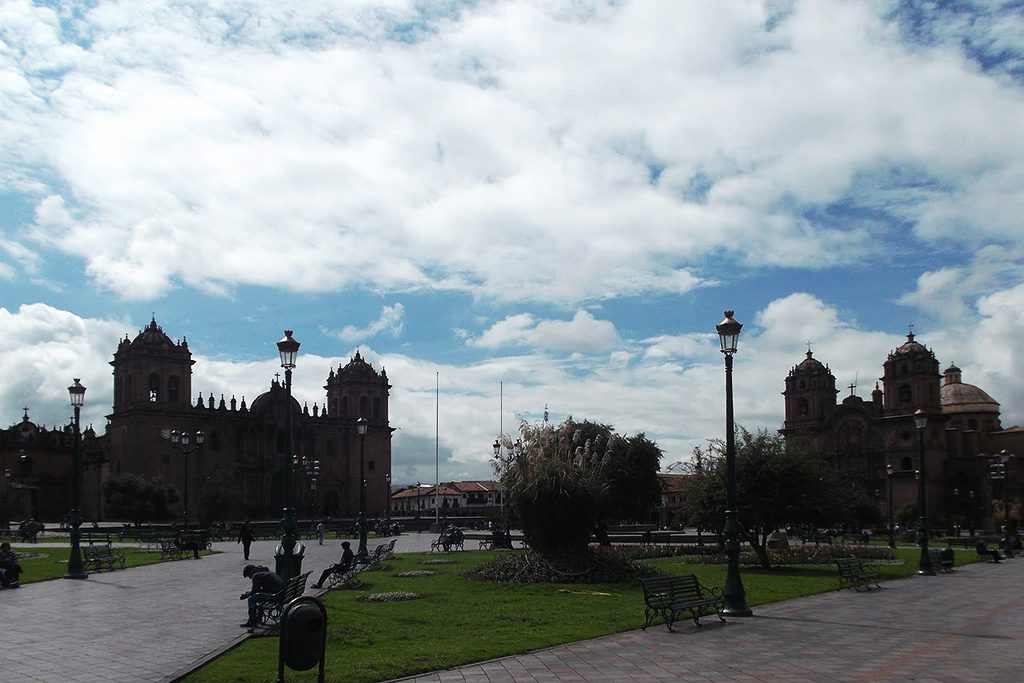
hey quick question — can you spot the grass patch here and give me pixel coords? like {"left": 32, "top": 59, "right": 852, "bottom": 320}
{"left": 13, "top": 545, "right": 213, "bottom": 583}
{"left": 186, "top": 547, "right": 959, "bottom": 683}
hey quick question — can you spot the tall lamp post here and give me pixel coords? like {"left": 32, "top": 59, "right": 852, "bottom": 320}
{"left": 275, "top": 330, "right": 303, "bottom": 581}
{"left": 716, "top": 310, "right": 751, "bottom": 616}
{"left": 65, "top": 379, "right": 87, "bottom": 580}
{"left": 356, "top": 417, "right": 369, "bottom": 558}
{"left": 160, "top": 428, "right": 204, "bottom": 530}
{"left": 969, "top": 489, "right": 976, "bottom": 537}
{"left": 385, "top": 473, "right": 392, "bottom": 524}
{"left": 994, "top": 450, "right": 1013, "bottom": 558}
{"left": 914, "top": 408, "right": 934, "bottom": 575}
{"left": 886, "top": 463, "right": 896, "bottom": 549}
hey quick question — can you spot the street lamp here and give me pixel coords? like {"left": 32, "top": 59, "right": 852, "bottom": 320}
{"left": 969, "top": 489, "right": 976, "bottom": 537}
{"left": 914, "top": 408, "right": 933, "bottom": 575}
{"left": 65, "top": 378, "right": 87, "bottom": 580}
{"left": 385, "top": 472, "right": 392, "bottom": 524}
{"left": 886, "top": 463, "right": 896, "bottom": 549}
{"left": 716, "top": 310, "right": 751, "bottom": 616}
{"left": 275, "top": 330, "right": 303, "bottom": 581}
{"left": 356, "top": 417, "right": 369, "bottom": 558}
{"left": 160, "top": 428, "right": 204, "bottom": 530}
{"left": 994, "top": 449, "right": 1013, "bottom": 558}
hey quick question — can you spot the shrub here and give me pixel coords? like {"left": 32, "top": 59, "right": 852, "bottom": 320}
{"left": 462, "top": 547, "right": 660, "bottom": 584}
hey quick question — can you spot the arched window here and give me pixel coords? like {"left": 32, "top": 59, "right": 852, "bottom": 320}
{"left": 330, "top": 398, "right": 338, "bottom": 417}
{"left": 207, "top": 431, "right": 220, "bottom": 450}
{"left": 373, "top": 397, "right": 381, "bottom": 420}
{"left": 898, "top": 384, "right": 912, "bottom": 404}
{"left": 359, "top": 395, "right": 368, "bottom": 417}
{"left": 798, "top": 398, "right": 809, "bottom": 416}
{"left": 968, "top": 419, "right": 978, "bottom": 431}
{"left": 341, "top": 396, "right": 348, "bottom": 418}
{"left": 168, "top": 376, "right": 180, "bottom": 403}
{"left": 900, "top": 456, "right": 913, "bottom": 471}
{"left": 326, "top": 440, "right": 335, "bottom": 458}
{"left": 148, "top": 373, "right": 160, "bottom": 402}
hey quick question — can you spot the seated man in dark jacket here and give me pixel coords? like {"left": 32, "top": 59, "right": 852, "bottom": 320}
{"left": 312, "top": 541, "right": 355, "bottom": 588}
{"left": 239, "top": 564, "right": 284, "bottom": 627}
{"left": 0, "top": 542, "right": 22, "bottom": 588}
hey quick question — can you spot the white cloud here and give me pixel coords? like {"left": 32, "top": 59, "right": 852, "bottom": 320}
{"left": 469, "top": 310, "right": 621, "bottom": 353}
{"left": 0, "top": 1, "right": 1020, "bottom": 305}
{"left": 333, "top": 303, "right": 405, "bottom": 343}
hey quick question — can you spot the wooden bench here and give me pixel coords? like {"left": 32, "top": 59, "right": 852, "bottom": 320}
{"left": 928, "top": 548, "right": 954, "bottom": 573}
{"left": 326, "top": 562, "right": 366, "bottom": 590}
{"left": 159, "top": 539, "right": 190, "bottom": 560}
{"left": 835, "top": 557, "right": 881, "bottom": 591}
{"left": 638, "top": 574, "right": 725, "bottom": 632}
{"left": 253, "top": 572, "right": 310, "bottom": 628}
{"left": 82, "top": 544, "right": 126, "bottom": 572}
{"left": 975, "top": 541, "right": 1002, "bottom": 562}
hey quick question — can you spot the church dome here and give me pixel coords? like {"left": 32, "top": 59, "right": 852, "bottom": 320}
{"left": 892, "top": 332, "right": 929, "bottom": 357}
{"left": 795, "top": 350, "right": 826, "bottom": 372}
{"left": 129, "top": 317, "right": 176, "bottom": 349}
{"left": 941, "top": 376, "right": 999, "bottom": 414}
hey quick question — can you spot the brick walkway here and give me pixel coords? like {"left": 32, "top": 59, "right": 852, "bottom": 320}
{"left": 2, "top": 538, "right": 1021, "bottom": 682}
{"left": 398, "top": 558, "right": 1024, "bottom": 682}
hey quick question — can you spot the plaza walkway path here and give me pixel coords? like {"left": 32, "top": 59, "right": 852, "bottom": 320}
{"left": 2, "top": 537, "right": 1022, "bottom": 682}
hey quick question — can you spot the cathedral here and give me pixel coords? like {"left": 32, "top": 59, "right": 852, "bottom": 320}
{"left": 781, "top": 331, "right": 1022, "bottom": 526}
{"left": 104, "top": 318, "right": 393, "bottom": 520}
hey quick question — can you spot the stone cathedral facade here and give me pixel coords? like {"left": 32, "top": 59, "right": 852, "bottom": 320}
{"left": 105, "top": 318, "right": 393, "bottom": 519}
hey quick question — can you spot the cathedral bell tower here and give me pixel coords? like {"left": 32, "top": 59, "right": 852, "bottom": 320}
{"left": 783, "top": 350, "right": 838, "bottom": 430}
{"left": 880, "top": 331, "right": 941, "bottom": 415}
{"left": 110, "top": 317, "right": 194, "bottom": 414}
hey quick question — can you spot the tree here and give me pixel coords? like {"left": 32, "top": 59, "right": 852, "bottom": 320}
{"left": 103, "top": 474, "right": 180, "bottom": 526}
{"left": 681, "top": 427, "right": 844, "bottom": 568}
{"left": 192, "top": 468, "right": 242, "bottom": 527}
{"left": 495, "top": 417, "right": 606, "bottom": 557}
{"left": 598, "top": 432, "right": 663, "bottom": 522}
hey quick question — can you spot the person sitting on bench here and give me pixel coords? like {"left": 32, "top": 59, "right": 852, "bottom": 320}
{"left": 975, "top": 539, "right": 1002, "bottom": 563}
{"left": 0, "top": 542, "right": 22, "bottom": 588}
{"left": 239, "top": 564, "right": 283, "bottom": 628}
{"left": 311, "top": 540, "right": 355, "bottom": 588}
{"left": 174, "top": 534, "right": 202, "bottom": 559}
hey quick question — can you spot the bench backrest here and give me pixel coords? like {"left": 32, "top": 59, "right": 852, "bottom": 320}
{"left": 83, "top": 545, "right": 112, "bottom": 558}
{"left": 278, "top": 572, "right": 310, "bottom": 605}
{"left": 638, "top": 574, "right": 703, "bottom": 608}
{"left": 835, "top": 557, "right": 863, "bottom": 576}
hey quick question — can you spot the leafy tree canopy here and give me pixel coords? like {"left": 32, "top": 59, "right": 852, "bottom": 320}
{"left": 681, "top": 427, "right": 846, "bottom": 567}
{"left": 103, "top": 473, "right": 179, "bottom": 526}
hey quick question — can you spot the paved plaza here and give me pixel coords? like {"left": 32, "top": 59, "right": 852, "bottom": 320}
{"left": 2, "top": 536, "right": 1022, "bottom": 682}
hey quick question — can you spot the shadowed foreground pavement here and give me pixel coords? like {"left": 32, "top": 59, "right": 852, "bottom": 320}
{"left": 2, "top": 537, "right": 1021, "bottom": 682}
{"left": 397, "top": 557, "right": 1024, "bottom": 683}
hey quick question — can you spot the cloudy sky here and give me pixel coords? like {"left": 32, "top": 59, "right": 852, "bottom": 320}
{"left": 2, "top": 0, "right": 1022, "bottom": 485}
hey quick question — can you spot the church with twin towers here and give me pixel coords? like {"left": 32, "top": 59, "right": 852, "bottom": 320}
{"left": 781, "top": 328, "right": 1021, "bottom": 524}
{"left": 105, "top": 317, "right": 394, "bottom": 519}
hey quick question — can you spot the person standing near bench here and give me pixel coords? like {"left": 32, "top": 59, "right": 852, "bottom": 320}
{"left": 316, "top": 520, "right": 326, "bottom": 546}
{"left": 311, "top": 541, "right": 354, "bottom": 588}
{"left": 240, "top": 564, "right": 284, "bottom": 628}
{"left": 237, "top": 521, "right": 254, "bottom": 560}
{"left": 0, "top": 542, "right": 22, "bottom": 588}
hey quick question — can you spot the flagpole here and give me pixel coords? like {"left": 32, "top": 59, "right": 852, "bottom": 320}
{"left": 435, "top": 371, "right": 440, "bottom": 525}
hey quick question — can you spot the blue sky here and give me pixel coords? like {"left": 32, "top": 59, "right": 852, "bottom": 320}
{"left": 1, "top": 0, "right": 1023, "bottom": 484}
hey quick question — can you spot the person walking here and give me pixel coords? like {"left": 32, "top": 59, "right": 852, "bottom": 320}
{"left": 316, "top": 520, "right": 326, "bottom": 546}
{"left": 237, "top": 520, "right": 254, "bottom": 560}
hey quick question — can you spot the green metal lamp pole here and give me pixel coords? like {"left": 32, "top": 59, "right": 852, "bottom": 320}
{"left": 275, "top": 330, "right": 303, "bottom": 581}
{"left": 161, "top": 429, "right": 204, "bottom": 530}
{"left": 886, "top": 463, "right": 896, "bottom": 549}
{"left": 914, "top": 408, "right": 934, "bottom": 575}
{"left": 357, "top": 417, "right": 369, "bottom": 558}
{"left": 65, "top": 379, "right": 87, "bottom": 580}
{"left": 716, "top": 311, "right": 751, "bottom": 616}
{"left": 998, "top": 450, "right": 1013, "bottom": 559}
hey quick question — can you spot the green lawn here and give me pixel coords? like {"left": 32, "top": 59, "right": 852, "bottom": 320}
{"left": 187, "top": 548, "right": 942, "bottom": 683}
{"left": 14, "top": 545, "right": 213, "bottom": 582}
